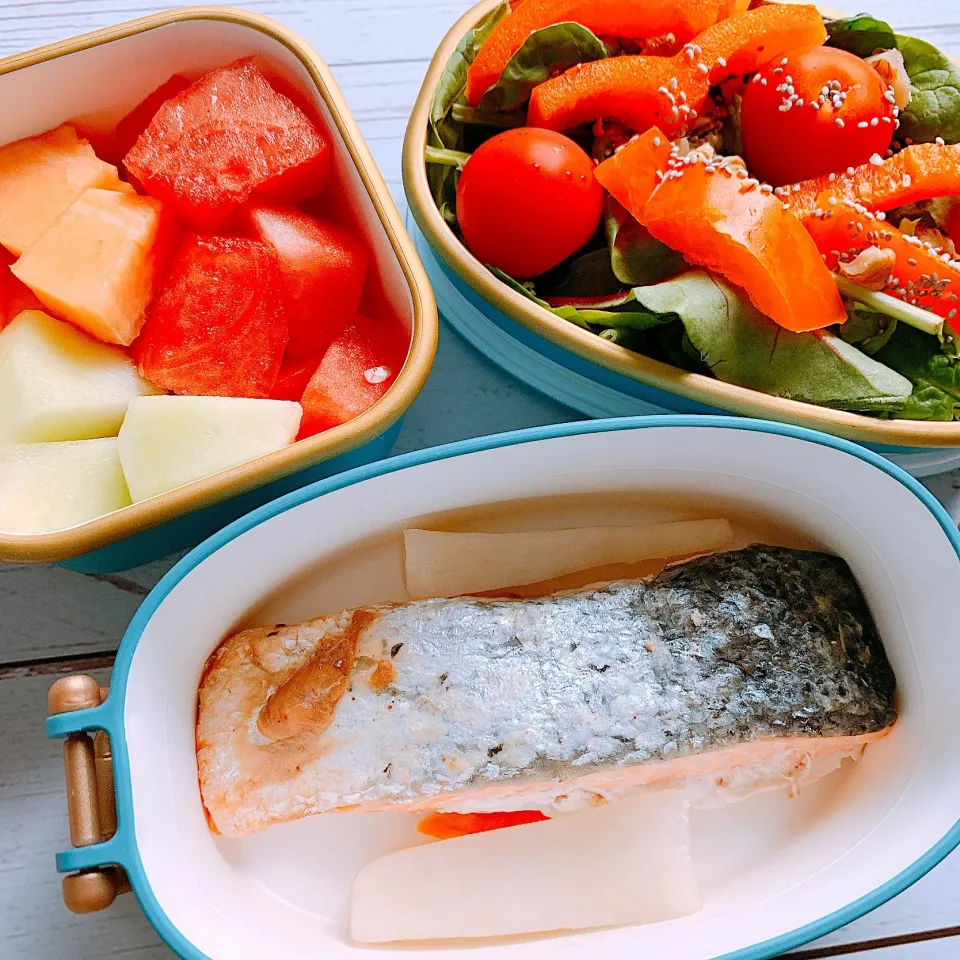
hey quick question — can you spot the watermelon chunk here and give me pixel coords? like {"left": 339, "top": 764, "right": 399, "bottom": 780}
{"left": 114, "top": 75, "right": 193, "bottom": 169}
{"left": 270, "top": 357, "right": 321, "bottom": 401}
{"left": 1, "top": 248, "right": 43, "bottom": 329}
{"left": 124, "top": 59, "right": 331, "bottom": 229}
{"left": 137, "top": 235, "right": 288, "bottom": 398}
{"left": 299, "top": 314, "right": 408, "bottom": 438}
{"left": 246, "top": 205, "right": 369, "bottom": 360}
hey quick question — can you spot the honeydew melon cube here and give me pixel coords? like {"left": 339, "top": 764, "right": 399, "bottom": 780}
{"left": 117, "top": 395, "right": 302, "bottom": 502}
{"left": 0, "top": 438, "right": 131, "bottom": 534}
{"left": 0, "top": 124, "right": 129, "bottom": 257}
{"left": 0, "top": 310, "right": 160, "bottom": 443}
{"left": 12, "top": 188, "right": 163, "bottom": 346}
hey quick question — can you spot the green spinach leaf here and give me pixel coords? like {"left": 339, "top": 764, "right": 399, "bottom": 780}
{"left": 478, "top": 22, "right": 609, "bottom": 113}
{"left": 631, "top": 272, "right": 913, "bottom": 411}
{"left": 896, "top": 35, "right": 960, "bottom": 145}
{"left": 605, "top": 199, "right": 687, "bottom": 286}
{"left": 427, "top": 1, "right": 510, "bottom": 220}
{"left": 838, "top": 306, "right": 898, "bottom": 355}
{"left": 825, "top": 14, "right": 897, "bottom": 57}
{"left": 873, "top": 324, "right": 960, "bottom": 419}
{"left": 488, "top": 266, "right": 674, "bottom": 331}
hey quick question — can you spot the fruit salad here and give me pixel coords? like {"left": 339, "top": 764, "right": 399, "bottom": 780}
{"left": 0, "top": 59, "right": 409, "bottom": 535}
{"left": 426, "top": 1, "right": 960, "bottom": 421}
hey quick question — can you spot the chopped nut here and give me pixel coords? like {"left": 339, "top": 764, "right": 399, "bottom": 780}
{"left": 836, "top": 246, "right": 897, "bottom": 290}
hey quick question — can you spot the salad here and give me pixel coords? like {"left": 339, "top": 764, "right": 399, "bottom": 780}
{"left": 425, "top": 0, "right": 960, "bottom": 421}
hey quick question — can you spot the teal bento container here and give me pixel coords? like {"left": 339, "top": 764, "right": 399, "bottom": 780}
{"left": 0, "top": 8, "right": 437, "bottom": 573}
{"left": 402, "top": 0, "right": 960, "bottom": 480}
{"left": 46, "top": 416, "right": 960, "bottom": 957}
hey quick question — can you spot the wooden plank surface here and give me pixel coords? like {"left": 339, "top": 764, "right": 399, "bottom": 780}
{"left": 0, "top": 0, "right": 959, "bottom": 957}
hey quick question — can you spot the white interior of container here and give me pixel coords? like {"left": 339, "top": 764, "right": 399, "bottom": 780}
{"left": 122, "top": 425, "right": 960, "bottom": 959}
{"left": 0, "top": 16, "right": 415, "bottom": 341}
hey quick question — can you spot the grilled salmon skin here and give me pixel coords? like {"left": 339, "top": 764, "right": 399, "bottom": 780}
{"left": 197, "top": 546, "right": 896, "bottom": 837}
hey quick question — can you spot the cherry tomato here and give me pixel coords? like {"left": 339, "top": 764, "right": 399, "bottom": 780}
{"left": 740, "top": 46, "right": 895, "bottom": 186}
{"left": 456, "top": 128, "right": 603, "bottom": 278}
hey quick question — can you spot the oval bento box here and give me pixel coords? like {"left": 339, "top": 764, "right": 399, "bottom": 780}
{"left": 46, "top": 416, "right": 960, "bottom": 960}
{"left": 0, "top": 7, "right": 437, "bottom": 573}
{"left": 402, "top": 0, "right": 960, "bottom": 479}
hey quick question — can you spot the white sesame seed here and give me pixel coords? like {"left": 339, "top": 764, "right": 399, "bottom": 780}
{"left": 869, "top": 153, "right": 884, "bottom": 165}
{"left": 936, "top": 137, "right": 946, "bottom": 145}
{"left": 796, "top": 98, "right": 804, "bottom": 107}
{"left": 810, "top": 101, "right": 820, "bottom": 110}
{"left": 877, "top": 211, "right": 886, "bottom": 220}
{"left": 666, "top": 32, "right": 675, "bottom": 43}
{"left": 847, "top": 166, "right": 856, "bottom": 175}
{"left": 857, "top": 121, "right": 869, "bottom": 129}
{"left": 882, "top": 117, "right": 891, "bottom": 123}
{"left": 760, "top": 183, "right": 774, "bottom": 193}
{"left": 828, "top": 173, "right": 836, "bottom": 182}
{"left": 760, "top": 78, "right": 767, "bottom": 86}
{"left": 669, "top": 77, "right": 678, "bottom": 90}
{"left": 684, "top": 46, "right": 695, "bottom": 59}
{"left": 697, "top": 63, "right": 709, "bottom": 74}
{"left": 779, "top": 103, "right": 791, "bottom": 112}
{"left": 653, "top": 136, "right": 662, "bottom": 147}
{"left": 782, "top": 203, "right": 791, "bottom": 211}
{"left": 773, "top": 67, "right": 783, "bottom": 75}
{"left": 828, "top": 197, "right": 838, "bottom": 205}
{"left": 836, "top": 118, "right": 845, "bottom": 128}
{"left": 717, "top": 56, "right": 727, "bottom": 67}
{"left": 780, "top": 57, "right": 789, "bottom": 65}
{"left": 870, "top": 117, "right": 879, "bottom": 126}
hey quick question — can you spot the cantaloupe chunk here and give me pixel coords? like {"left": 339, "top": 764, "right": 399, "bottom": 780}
{"left": 117, "top": 395, "right": 302, "bottom": 502}
{"left": 12, "top": 188, "right": 163, "bottom": 346}
{"left": 0, "top": 438, "right": 131, "bottom": 534}
{"left": 0, "top": 310, "right": 159, "bottom": 443}
{"left": 0, "top": 124, "right": 129, "bottom": 257}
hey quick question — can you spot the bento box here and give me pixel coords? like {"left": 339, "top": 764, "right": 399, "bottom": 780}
{"left": 0, "top": 7, "right": 437, "bottom": 573}
{"left": 47, "top": 416, "right": 960, "bottom": 959}
{"left": 403, "top": 0, "right": 960, "bottom": 478}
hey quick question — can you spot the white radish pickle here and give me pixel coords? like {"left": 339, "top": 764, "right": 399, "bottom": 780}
{"left": 349, "top": 791, "right": 701, "bottom": 943}
{"left": 0, "top": 310, "right": 159, "bottom": 443}
{"left": 0, "top": 438, "right": 131, "bottom": 534}
{"left": 403, "top": 518, "right": 736, "bottom": 599}
{"left": 117, "top": 395, "right": 302, "bottom": 502}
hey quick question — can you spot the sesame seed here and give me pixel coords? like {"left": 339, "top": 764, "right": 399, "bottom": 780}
{"left": 936, "top": 136, "right": 946, "bottom": 145}
{"left": 828, "top": 197, "right": 838, "bottom": 205}
{"left": 857, "top": 121, "right": 869, "bottom": 129}
{"left": 717, "top": 56, "right": 727, "bottom": 67}
{"left": 847, "top": 166, "right": 856, "bottom": 175}
{"left": 796, "top": 98, "right": 804, "bottom": 107}
{"left": 810, "top": 101, "right": 820, "bottom": 110}
{"left": 665, "top": 32, "right": 676, "bottom": 43}
{"left": 760, "top": 183, "right": 774, "bottom": 193}
{"left": 870, "top": 117, "right": 879, "bottom": 126}
{"left": 653, "top": 136, "right": 662, "bottom": 147}
{"left": 884, "top": 90, "right": 896, "bottom": 102}
{"left": 869, "top": 153, "right": 884, "bottom": 165}
{"left": 697, "top": 63, "right": 709, "bottom": 74}
{"left": 876, "top": 212, "right": 886, "bottom": 221}
{"left": 704, "top": 165, "right": 716, "bottom": 174}
{"left": 828, "top": 173, "right": 836, "bottom": 182}
{"left": 882, "top": 116, "right": 891, "bottom": 123}
{"left": 779, "top": 103, "right": 791, "bottom": 112}
{"left": 684, "top": 46, "right": 695, "bottom": 59}
{"left": 760, "top": 78, "right": 767, "bottom": 86}
{"left": 950, "top": 309, "right": 958, "bottom": 319}
{"left": 908, "top": 258, "right": 917, "bottom": 266}
{"left": 669, "top": 77, "right": 679, "bottom": 90}
{"left": 780, "top": 57, "right": 789, "bottom": 65}
{"left": 773, "top": 67, "right": 783, "bottom": 75}
{"left": 836, "top": 117, "right": 845, "bottom": 128}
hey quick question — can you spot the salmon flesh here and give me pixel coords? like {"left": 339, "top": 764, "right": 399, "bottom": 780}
{"left": 197, "top": 546, "right": 897, "bottom": 837}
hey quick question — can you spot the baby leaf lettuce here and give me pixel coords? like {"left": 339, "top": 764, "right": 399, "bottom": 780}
{"left": 873, "top": 324, "right": 960, "bottom": 419}
{"left": 427, "top": 1, "right": 510, "bottom": 220}
{"left": 826, "top": 15, "right": 960, "bottom": 144}
{"left": 488, "top": 267, "right": 674, "bottom": 331}
{"left": 605, "top": 199, "right": 688, "bottom": 286}
{"left": 479, "top": 23, "right": 609, "bottom": 113}
{"left": 631, "top": 272, "right": 913, "bottom": 411}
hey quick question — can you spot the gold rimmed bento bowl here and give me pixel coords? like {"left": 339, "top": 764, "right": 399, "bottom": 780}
{"left": 0, "top": 6, "right": 438, "bottom": 572}
{"left": 403, "top": 0, "right": 960, "bottom": 477}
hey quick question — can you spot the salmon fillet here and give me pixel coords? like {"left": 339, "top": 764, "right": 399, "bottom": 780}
{"left": 197, "top": 547, "right": 897, "bottom": 837}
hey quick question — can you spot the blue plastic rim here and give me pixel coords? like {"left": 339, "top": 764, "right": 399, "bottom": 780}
{"left": 406, "top": 212, "right": 960, "bottom": 477}
{"left": 46, "top": 415, "right": 960, "bottom": 960}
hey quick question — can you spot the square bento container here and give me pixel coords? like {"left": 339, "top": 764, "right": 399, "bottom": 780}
{"left": 47, "top": 416, "right": 960, "bottom": 960}
{"left": 402, "top": 0, "right": 960, "bottom": 479}
{"left": 0, "top": 6, "right": 438, "bottom": 573}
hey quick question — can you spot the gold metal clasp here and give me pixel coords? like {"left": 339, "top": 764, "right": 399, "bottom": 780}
{"left": 48, "top": 675, "right": 130, "bottom": 914}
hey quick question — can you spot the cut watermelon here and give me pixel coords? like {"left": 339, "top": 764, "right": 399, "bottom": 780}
{"left": 246, "top": 205, "right": 369, "bottom": 361}
{"left": 1, "top": 248, "right": 43, "bottom": 329}
{"left": 114, "top": 75, "right": 193, "bottom": 169}
{"left": 137, "top": 235, "right": 288, "bottom": 398}
{"left": 124, "top": 59, "right": 331, "bottom": 229}
{"left": 299, "top": 314, "right": 408, "bottom": 438}
{"left": 270, "top": 357, "right": 321, "bottom": 401}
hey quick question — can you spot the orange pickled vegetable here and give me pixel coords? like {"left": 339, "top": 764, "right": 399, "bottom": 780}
{"left": 784, "top": 144, "right": 960, "bottom": 221}
{"left": 633, "top": 158, "right": 846, "bottom": 331}
{"left": 465, "top": 0, "right": 726, "bottom": 106}
{"left": 805, "top": 213, "right": 960, "bottom": 323}
{"left": 594, "top": 126, "right": 671, "bottom": 211}
{"left": 528, "top": 4, "right": 827, "bottom": 135}
{"left": 417, "top": 811, "right": 549, "bottom": 840}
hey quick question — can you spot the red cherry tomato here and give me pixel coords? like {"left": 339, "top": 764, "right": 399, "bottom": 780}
{"left": 456, "top": 128, "right": 603, "bottom": 278}
{"left": 740, "top": 46, "right": 896, "bottom": 186}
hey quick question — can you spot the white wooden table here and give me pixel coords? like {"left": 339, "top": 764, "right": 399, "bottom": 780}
{"left": 1, "top": 1, "right": 959, "bottom": 957}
